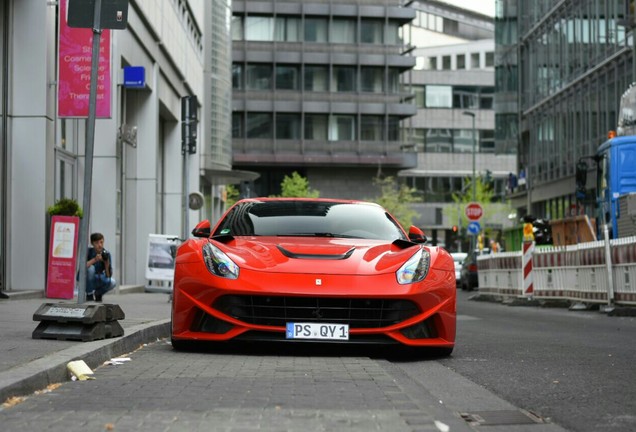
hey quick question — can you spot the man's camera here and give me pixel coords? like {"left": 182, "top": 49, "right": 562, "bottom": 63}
{"left": 100, "top": 250, "right": 110, "bottom": 261}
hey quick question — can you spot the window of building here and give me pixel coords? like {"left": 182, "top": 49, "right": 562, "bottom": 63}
{"left": 331, "top": 18, "right": 356, "bottom": 43}
{"left": 55, "top": 119, "right": 80, "bottom": 201}
{"left": 412, "top": 128, "right": 426, "bottom": 151}
{"left": 457, "top": 54, "right": 466, "bottom": 69}
{"left": 426, "top": 85, "right": 452, "bottom": 108}
{"left": 387, "top": 69, "right": 400, "bottom": 94}
{"left": 329, "top": 115, "right": 356, "bottom": 141}
{"left": 442, "top": 55, "right": 451, "bottom": 70}
{"left": 231, "top": 15, "right": 243, "bottom": 41}
{"left": 361, "top": 67, "right": 384, "bottom": 93}
{"left": 443, "top": 18, "right": 457, "bottom": 34}
{"left": 305, "top": 114, "right": 328, "bottom": 140}
{"left": 276, "top": 65, "right": 300, "bottom": 90}
{"left": 452, "top": 87, "right": 480, "bottom": 109}
{"left": 246, "top": 64, "right": 272, "bottom": 90}
{"left": 246, "top": 113, "right": 273, "bottom": 138}
{"left": 471, "top": 53, "right": 480, "bottom": 68}
{"left": 361, "top": 116, "right": 384, "bottom": 141}
{"left": 232, "top": 113, "right": 244, "bottom": 138}
{"left": 276, "top": 113, "right": 301, "bottom": 139}
{"left": 232, "top": 64, "right": 243, "bottom": 89}
{"left": 332, "top": 66, "right": 356, "bottom": 92}
{"left": 361, "top": 19, "right": 383, "bottom": 44}
{"left": 413, "top": 85, "right": 425, "bottom": 108}
{"left": 386, "top": 22, "right": 400, "bottom": 44}
{"left": 485, "top": 51, "right": 494, "bottom": 67}
{"left": 245, "top": 16, "right": 274, "bottom": 41}
{"left": 274, "top": 16, "right": 301, "bottom": 42}
{"left": 428, "top": 56, "right": 438, "bottom": 70}
{"left": 304, "top": 17, "right": 328, "bottom": 42}
{"left": 453, "top": 129, "right": 474, "bottom": 153}
{"left": 480, "top": 87, "right": 494, "bottom": 109}
{"left": 425, "top": 128, "right": 452, "bottom": 152}
{"left": 480, "top": 130, "right": 495, "bottom": 153}
{"left": 388, "top": 117, "right": 400, "bottom": 140}
{"left": 304, "top": 65, "right": 329, "bottom": 91}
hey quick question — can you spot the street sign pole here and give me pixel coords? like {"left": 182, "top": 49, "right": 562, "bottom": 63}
{"left": 69, "top": 0, "right": 129, "bottom": 304}
{"left": 76, "top": 0, "right": 103, "bottom": 304}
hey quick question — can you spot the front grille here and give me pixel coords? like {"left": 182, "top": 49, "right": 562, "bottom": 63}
{"left": 214, "top": 295, "right": 419, "bottom": 328}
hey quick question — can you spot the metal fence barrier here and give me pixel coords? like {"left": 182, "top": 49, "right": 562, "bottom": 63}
{"left": 476, "top": 236, "right": 636, "bottom": 306}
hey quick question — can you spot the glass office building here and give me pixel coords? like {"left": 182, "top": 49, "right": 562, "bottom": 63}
{"left": 231, "top": 0, "right": 417, "bottom": 199}
{"left": 498, "top": 0, "right": 634, "bottom": 220}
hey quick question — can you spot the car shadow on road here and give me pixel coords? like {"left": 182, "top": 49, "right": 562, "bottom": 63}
{"left": 167, "top": 339, "right": 450, "bottom": 361}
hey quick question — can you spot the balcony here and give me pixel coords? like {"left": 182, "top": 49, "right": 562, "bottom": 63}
{"left": 233, "top": 139, "right": 417, "bottom": 168}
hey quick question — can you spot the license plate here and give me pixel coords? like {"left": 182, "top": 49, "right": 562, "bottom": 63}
{"left": 286, "top": 322, "right": 349, "bottom": 341}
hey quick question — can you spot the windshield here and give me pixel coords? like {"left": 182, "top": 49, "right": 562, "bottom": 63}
{"left": 214, "top": 200, "right": 407, "bottom": 241}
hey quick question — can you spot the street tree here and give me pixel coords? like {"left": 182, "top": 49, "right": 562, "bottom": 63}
{"left": 275, "top": 171, "right": 320, "bottom": 198}
{"left": 224, "top": 184, "right": 240, "bottom": 209}
{"left": 372, "top": 176, "right": 419, "bottom": 228}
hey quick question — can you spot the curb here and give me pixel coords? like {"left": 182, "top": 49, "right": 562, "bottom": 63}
{"left": 0, "top": 319, "right": 171, "bottom": 403}
{"left": 0, "top": 285, "right": 146, "bottom": 301}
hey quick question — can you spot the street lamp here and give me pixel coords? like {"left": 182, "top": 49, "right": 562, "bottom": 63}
{"left": 463, "top": 110, "right": 476, "bottom": 251}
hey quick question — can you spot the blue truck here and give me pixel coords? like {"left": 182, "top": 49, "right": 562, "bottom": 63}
{"left": 577, "top": 85, "right": 636, "bottom": 239}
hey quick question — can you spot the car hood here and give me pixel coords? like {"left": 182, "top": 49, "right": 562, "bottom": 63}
{"left": 212, "top": 236, "right": 424, "bottom": 275}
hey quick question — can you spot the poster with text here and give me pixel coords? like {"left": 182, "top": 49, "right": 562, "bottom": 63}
{"left": 58, "top": 0, "right": 112, "bottom": 118}
{"left": 46, "top": 215, "right": 80, "bottom": 299}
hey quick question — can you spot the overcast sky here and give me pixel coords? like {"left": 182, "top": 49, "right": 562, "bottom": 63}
{"left": 436, "top": 0, "right": 495, "bottom": 17}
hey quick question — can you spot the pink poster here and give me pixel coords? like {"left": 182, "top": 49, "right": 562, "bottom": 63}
{"left": 58, "top": 0, "right": 112, "bottom": 118}
{"left": 46, "top": 216, "right": 80, "bottom": 299}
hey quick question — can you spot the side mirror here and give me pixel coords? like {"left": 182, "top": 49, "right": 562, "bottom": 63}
{"left": 575, "top": 159, "right": 588, "bottom": 199}
{"left": 408, "top": 226, "right": 427, "bottom": 243}
{"left": 191, "top": 220, "right": 211, "bottom": 238}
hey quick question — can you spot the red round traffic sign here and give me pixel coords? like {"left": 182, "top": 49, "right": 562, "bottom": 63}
{"left": 465, "top": 202, "right": 483, "bottom": 221}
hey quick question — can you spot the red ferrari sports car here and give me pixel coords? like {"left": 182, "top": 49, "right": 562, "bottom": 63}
{"left": 171, "top": 198, "right": 456, "bottom": 355}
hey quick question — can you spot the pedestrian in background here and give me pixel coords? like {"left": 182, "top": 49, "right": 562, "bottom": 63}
{"left": 86, "top": 232, "right": 116, "bottom": 302}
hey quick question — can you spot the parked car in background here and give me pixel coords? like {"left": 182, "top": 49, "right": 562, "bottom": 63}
{"left": 459, "top": 248, "right": 489, "bottom": 291}
{"left": 451, "top": 252, "right": 467, "bottom": 288}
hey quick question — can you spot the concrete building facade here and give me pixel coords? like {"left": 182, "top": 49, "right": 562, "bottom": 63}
{"left": 0, "top": 0, "right": 231, "bottom": 293}
{"left": 230, "top": 0, "right": 417, "bottom": 200}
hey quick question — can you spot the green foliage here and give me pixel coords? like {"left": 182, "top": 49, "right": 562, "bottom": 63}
{"left": 47, "top": 197, "right": 83, "bottom": 218}
{"left": 224, "top": 184, "right": 240, "bottom": 208}
{"left": 372, "top": 176, "right": 419, "bottom": 228}
{"left": 445, "top": 176, "right": 513, "bottom": 240}
{"left": 273, "top": 171, "right": 320, "bottom": 198}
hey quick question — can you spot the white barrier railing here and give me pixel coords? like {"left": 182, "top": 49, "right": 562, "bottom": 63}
{"left": 476, "top": 236, "right": 636, "bottom": 306}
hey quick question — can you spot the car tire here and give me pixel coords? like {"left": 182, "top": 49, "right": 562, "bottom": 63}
{"left": 431, "top": 346, "right": 454, "bottom": 357}
{"left": 170, "top": 338, "right": 192, "bottom": 351}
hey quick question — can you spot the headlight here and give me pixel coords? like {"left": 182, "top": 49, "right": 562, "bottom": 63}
{"left": 396, "top": 248, "right": 430, "bottom": 284}
{"left": 202, "top": 242, "right": 239, "bottom": 279}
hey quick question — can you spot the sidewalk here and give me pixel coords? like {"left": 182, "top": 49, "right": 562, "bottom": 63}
{"left": 0, "top": 286, "right": 172, "bottom": 403}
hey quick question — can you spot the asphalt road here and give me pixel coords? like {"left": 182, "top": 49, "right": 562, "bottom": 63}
{"left": 1, "top": 290, "right": 634, "bottom": 431}
{"left": 441, "top": 290, "right": 636, "bottom": 432}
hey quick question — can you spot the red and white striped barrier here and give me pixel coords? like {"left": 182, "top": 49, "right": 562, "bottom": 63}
{"left": 522, "top": 241, "right": 534, "bottom": 297}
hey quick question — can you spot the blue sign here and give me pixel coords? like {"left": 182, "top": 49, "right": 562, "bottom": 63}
{"left": 123, "top": 66, "right": 145, "bottom": 88}
{"left": 467, "top": 221, "right": 481, "bottom": 235}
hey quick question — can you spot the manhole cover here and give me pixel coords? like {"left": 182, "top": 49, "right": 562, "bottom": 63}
{"left": 460, "top": 409, "right": 544, "bottom": 426}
